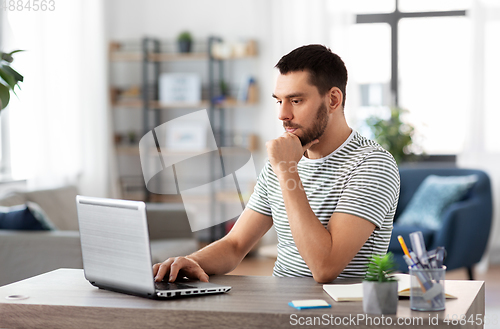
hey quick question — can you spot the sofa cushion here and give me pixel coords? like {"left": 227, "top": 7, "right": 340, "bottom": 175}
{"left": 396, "top": 175, "right": 477, "bottom": 230}
{"left": 0, "top": 203, "right": 54, "bottom": 230}
{"left": 0, "top": 193, "right": 27, "bottom": 207}
{"left": 23, "top": 186, "right": 79, "bottom": 231}
{"left": 388, "top": 225, "right": 435, "bottom": 253}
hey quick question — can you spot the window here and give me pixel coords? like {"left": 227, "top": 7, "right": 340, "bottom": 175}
{"left": 352, "top": 1, "right": 469, "bottom": 155}
{"left": 399, "top": 17, "right": 471, "bottom": 154}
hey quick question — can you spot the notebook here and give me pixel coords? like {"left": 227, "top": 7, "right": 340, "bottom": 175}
{"left": 76, "top": 195, "right": 231, "bottom": 299}
{"left": 323, "top": 273, "right": 457, "bottom": 302}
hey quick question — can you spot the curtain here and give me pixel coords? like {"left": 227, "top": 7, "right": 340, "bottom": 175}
{"left": 2, "top": 0, "right": 119, "bottom": 197}
{"left": 458, "top": 0, "right": 500, "bottom": 267}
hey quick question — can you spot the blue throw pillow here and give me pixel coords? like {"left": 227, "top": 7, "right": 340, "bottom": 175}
{"left": 397, "top": 175, "right": 478, "bottom": 230}
{"left": 0, "top": 203, "right": 55, "bottom": 230}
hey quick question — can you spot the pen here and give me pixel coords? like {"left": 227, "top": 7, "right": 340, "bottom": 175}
{"left": 403, "top": 255, "right": 430, "bottom": 291}
{"left": 410, "top": 251, "right": 420, "bottom": 266}
{"left": 427, "top": 247, "right": 446, "bottom": 269}
{"left": 410, "top": 231, "right": 430, "bottom": 268}
{"left": 403, "top": 255, "right": 427, "bottom": 291}
{"left": 399, "top": 236, "right": 433, "bottom": 290}
{"left": 435, "top": 247, "right": 446, "bottom": 268}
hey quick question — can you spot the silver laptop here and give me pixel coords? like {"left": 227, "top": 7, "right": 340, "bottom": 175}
{"left": 76, "top": 195, "right": 231, "bottom": 299}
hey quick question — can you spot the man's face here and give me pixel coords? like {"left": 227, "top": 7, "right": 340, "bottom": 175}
{"left": 273, "top": 71, "right": 329, "bottom": 146}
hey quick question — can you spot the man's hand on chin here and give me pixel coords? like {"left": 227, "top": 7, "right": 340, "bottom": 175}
{"left": 266, "top": 132, "right": 318, "bottom": 177}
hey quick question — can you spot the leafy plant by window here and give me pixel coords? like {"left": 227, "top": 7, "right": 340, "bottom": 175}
{"left": 366, "top": 107, "right": 416, "bottom": 164}
{"left": 0, "top": 50, "right": 24, "bottom": 110}
{"left": 364, "top": 252, "right": 398, "bottom": 282}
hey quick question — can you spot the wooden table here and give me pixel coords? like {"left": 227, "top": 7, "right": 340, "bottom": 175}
{"left": 0, "top": 269, "right": 485, "bottom": 329}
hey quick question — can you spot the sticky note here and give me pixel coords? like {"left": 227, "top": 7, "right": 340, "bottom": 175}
{"left": 288, "top": 299, "right": 331, "bottom": 310}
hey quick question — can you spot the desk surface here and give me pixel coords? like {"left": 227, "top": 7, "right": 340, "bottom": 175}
{"left": 0, "top": 269, "right": 485, "bottom": 329}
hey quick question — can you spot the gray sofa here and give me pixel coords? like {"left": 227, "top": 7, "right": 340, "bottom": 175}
{"left": 0, "top": 186, "right": 198, "bottom": 286}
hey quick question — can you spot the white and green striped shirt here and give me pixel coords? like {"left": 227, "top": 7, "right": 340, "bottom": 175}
{"left": 247, "top": 130, "right": 400, "bottom": 280}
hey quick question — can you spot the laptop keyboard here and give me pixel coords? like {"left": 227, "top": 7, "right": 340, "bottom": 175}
{"left": 155, "top": 281, "right": 197, "bottom": 291}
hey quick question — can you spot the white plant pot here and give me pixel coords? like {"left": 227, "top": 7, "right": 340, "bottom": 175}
{"left": 363, "top": 281, "right": 398, "bottom": 314}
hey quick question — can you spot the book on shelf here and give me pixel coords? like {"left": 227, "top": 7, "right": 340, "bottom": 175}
{"left": 237, "top": 76, "right": 257, "bottom": 103}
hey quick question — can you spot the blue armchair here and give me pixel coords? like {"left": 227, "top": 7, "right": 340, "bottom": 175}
{"left": 388, "top": 167, "right": 493, "bottom": 279}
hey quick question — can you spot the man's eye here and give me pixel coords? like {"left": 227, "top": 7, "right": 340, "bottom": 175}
{"left": 291, "top": 99, "right": 301, "bottom": 104}
{"left": 276, "top": 100, "right": 282, "bottom": 105}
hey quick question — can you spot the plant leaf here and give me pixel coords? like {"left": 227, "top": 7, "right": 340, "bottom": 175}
{"left": 0, "top": 67, "right": 17, "bottom": 90}
{"left": 363, "top": 252, "right": 398, "bottom": 282}
{"left": 0, "top": 83, "right": 11, "bottom": 110}
{"left": 2, "top": 66, "right": 23, "bottom": 83}
{"left": 8, "top": 49, "right": 24, "bottom": 56}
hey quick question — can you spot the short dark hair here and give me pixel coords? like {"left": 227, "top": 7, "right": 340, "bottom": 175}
{"left": 275, "top": 45, "right": 348, "bottom": 107}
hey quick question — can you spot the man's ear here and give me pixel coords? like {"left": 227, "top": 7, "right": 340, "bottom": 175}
{"left": 328, "top": 87, "right": 343, "bottom": 112}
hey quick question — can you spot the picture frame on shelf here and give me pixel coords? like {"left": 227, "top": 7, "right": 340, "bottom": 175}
{"left": 166, "top": 121, "right": 207, "bottom": 151}
{"left": 159, "top": 73, "right": 201, "bottom": 105}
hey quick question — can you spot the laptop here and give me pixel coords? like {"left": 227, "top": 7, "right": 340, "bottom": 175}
{"left": 76, "top": 195, "right": 231, "bottom": 299}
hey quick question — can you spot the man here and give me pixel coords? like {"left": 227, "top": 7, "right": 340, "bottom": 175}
{"left": 153, "top": 45, "right": 400, "bottom": 284}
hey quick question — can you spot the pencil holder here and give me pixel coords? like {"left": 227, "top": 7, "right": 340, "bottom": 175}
{"left": 409, "top": 266, "right": 446, "bottom": 311}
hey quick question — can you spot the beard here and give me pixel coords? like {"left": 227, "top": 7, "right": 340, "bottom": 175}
{"left": 283, "top": 102, "right": 329, "bottom": 146}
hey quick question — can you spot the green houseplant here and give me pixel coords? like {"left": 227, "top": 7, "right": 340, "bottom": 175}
{"left": 366, "top": 107, "right": 416, "bottom": 164}
{"left": 363, "top": 252, "right": 399, "bottom": 314}
{"left": 177, "top": 31, "right": 193, "bottom": 53}
{"left": 0, "top": 50, "right": 24, "bottom": 110}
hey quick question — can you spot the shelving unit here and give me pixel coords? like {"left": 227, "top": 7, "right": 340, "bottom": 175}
{"left": 112, "top": 99, "right": 255, "bottom": 110}
{"left": 109, "top": 36, "right": 258, "bottom": 241}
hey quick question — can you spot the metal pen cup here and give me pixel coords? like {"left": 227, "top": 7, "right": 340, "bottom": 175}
{"left": 409, "top": 266, "right": 446, "bottom": 311}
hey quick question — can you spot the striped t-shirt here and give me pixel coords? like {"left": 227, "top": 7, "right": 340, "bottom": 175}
{"left": 246, "top": 130, "right": 400, "bottom": 280}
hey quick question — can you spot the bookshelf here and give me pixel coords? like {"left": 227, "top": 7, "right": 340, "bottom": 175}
{"left": 109, "top": 37, "right": 259, "bottom": 241}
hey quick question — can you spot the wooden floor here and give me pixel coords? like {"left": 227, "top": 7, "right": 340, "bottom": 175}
{"left": 229, "top": 256, "right": 500, "bottom": 328}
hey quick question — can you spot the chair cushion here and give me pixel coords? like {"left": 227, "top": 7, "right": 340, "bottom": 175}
{"left": 0, "top": 203, "right": 55, "bottom": 230}
{"left": 388, "top": 225, "right": 435, "bottom": 253}
{"left": 396, "top": 175, "right": 477, "bottom": 230}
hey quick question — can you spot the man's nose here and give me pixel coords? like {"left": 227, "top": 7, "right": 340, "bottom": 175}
{"left": 278, "top": 102, "right": 293, "bottom": 121}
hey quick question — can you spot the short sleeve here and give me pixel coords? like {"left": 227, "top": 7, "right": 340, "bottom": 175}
{"left": 246, "top": 162, "right": 273, "bottom": 217}
{"left": 334, "top": 151, "right": 400, "bottom": 228}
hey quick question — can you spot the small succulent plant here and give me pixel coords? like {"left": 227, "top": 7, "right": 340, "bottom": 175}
{"left": 364, "top": 252, "right": 398, "bottom": 282}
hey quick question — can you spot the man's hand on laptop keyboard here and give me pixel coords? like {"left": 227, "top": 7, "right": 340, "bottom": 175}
{"left": 153, "top": 256, "right": 209, "bottom": 283}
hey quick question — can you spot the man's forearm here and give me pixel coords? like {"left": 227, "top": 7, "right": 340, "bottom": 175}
{"left": 187, "top": 236, "right": 245, "bottom": 276}
{"left": 278, "top": 172, "right": 338, "bottom": 281}
{"left": 186, "top": 208, "right": 273, "bottom": 277}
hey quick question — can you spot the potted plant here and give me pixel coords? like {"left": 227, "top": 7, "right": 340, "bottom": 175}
{"left": 0, "top": 50, "right": 24, "bottom": 110}
{"left": 363, "top": 252, "right": 398, "bottom": 314}
{"left": 177, "top": 31, "right": 193, "bottom": 53}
